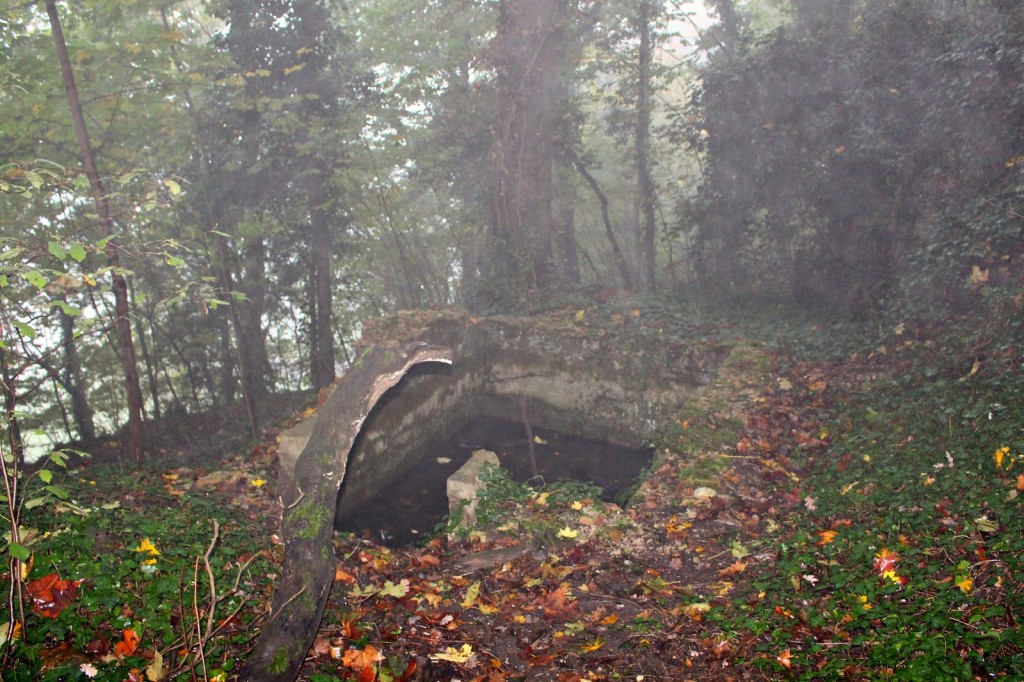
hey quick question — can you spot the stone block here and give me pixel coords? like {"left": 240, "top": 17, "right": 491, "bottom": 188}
{"left": 447, "top": 449, "right": 500, "bottom": 536}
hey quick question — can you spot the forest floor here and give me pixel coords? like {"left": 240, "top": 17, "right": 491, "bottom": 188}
{"left": 10, "top": 294, "right": 1024, "bottom": 682}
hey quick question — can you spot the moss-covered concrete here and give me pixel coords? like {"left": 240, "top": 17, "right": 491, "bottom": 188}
{"left": 277, "top": 309, "right": 731, "bottom": 522}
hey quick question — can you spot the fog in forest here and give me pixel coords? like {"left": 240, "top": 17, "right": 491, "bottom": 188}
{"left": 3, "top": 0, "right": 1024, "bottom": 679}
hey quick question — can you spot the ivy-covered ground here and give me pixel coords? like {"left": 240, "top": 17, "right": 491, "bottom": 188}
{"left": 5, "top": 291, "right": 1024, "bottom": 681}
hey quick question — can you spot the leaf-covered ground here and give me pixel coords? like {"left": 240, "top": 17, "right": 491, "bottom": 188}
{"left": 8, "top": 293, "right": 1024, "bottom": 681}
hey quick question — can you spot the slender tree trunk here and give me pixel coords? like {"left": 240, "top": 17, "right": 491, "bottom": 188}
{"left": 218, "top": 311, "right": 236, "bottom": 404}
{"left": 552, "top": 137, "right": 580, "bottom": 285}
{"left": 0, "top": 349, "right": 23, "bottom": 466}
{"left": 304, "top": 162, "right": 336, "bottom": 390}
{"left": 217, "top": 238, "right": 259, "bottom": 439}
{"left": 46, "top": 0, "right": 145, "bottom": 459}
{"left": 635, "top": 0, "right": 657, "bottom": 292}
{"left": 567, "top": 149, "right": 634, "bottom": 290}
{"left": 59, "top": 305, "right": 95, "bottom": 442}
{"left": 129, "top": 280, "right": 161, "bottom": 421}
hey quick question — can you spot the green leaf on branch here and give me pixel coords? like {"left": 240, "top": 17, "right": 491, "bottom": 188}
{"left": 48, "top": 241, "right": 67, "bottom": 261}
{"left": 69, "top": 244, "right": 87, "bottom": 262}
{"left": 8, "top": 543, "right": 30, "bottom": 561}
{"left": 21, "top": 270, "right": 47, "bottom": 290}
{"left": 44, "top": 485, "right": 70, "bottom": 500}
{"left": 39, "top": 470, "right": 53, "bottom": 484}
{"left": 13, "top": 320, "right": 36, "bottom": 339}
{"left": 51, "top": 299, "right": 82, "bottom": 316}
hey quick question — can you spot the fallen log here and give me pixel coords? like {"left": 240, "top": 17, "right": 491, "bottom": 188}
{"left": 239, "top": 341, "right": 453, "bottom": 682}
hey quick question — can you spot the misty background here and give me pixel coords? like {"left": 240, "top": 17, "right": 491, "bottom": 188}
{"left": 2, "top": 0, "right": 1022, "bottom": 456}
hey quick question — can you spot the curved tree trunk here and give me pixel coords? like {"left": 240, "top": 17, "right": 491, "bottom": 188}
{"left": 240, "top": 341, "right": 452, "bottom": 682}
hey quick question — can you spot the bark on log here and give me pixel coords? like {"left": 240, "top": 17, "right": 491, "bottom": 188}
{"left": 240, "top": 341, "right": 452, "bottom": 682}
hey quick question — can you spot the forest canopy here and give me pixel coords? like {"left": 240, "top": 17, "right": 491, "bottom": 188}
{"left": 1, "top": 0, "right": 1023, "bottom": 456}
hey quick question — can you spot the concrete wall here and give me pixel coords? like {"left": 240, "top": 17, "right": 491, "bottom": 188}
{"left": 277, "top": 310, "right": 728, "bottom": 521}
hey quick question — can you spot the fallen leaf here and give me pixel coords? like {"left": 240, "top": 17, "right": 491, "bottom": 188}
{"left": 681, "top": 602, "right": 711, "bottom": 620}
{"left": 540, "top": 583, "right": 576, "bottom": 618}
{"left": 27, "top": 573, "right": 84, "bottom": 618}
{"left": 579, "top": 637, "right": 604, "bottom": 652}
{"left": 342, "top": 644, "right": 383, "bottom": 671}
{"left": 873, "top": 548, "right": 899, "bottom": 575}
{"left": 113, "top": 629, "right": 140, "bottom": 658}
{"left": 817, "top": 529, "right": 838, "bottom": 545}
{"left": 334, "top": 566, "right": 356, "bottom": 584}
{"left": 776, "top": 649, "right": 792, "bottom": 669}
{"left": 379, "top": 579, "right": 411, "bottom": 598}
{"left": 145, "top": 650, "right": 164, "bottom": 681}
{"left": 556, "top": 527, "right": 579, "bottom": 539}
{"left": 429, "top": 643, "right": 474, "bottom": 663}
{"left": 717, "top": 561, "right": 746, "bottom": 578}
{"left": 461, "top": 580, "right": 481, "bottom": 609}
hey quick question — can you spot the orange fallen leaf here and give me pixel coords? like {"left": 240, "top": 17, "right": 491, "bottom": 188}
{"left": 540, "top": 583, "right": 577, "bottom": 619}
{"left": 776, "top": 649, "right": 792, "bottom": 669}
{"left": 817, "top": 530, "right": 838, "bottom": 545}
{"left": 113, "top": 628, "right": 140, "bottom": 658}
{"left": 717, "top": 561, "right": 747, "bottom": 578}
{"left": 334, "top": 566, "right": 356, "bottom": 584}
{"left": 1016, "top": 473, "right": 1024, "bottom": 491}
{"left": 342, "top": 644, "right": 382, "bottom": 672}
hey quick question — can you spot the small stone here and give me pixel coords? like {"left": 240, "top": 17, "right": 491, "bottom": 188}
{"left": 693, "top": 487, "right": 718, "bottom": 499}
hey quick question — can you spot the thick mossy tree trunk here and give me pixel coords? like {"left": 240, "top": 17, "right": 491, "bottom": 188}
{"left": 240, "top": 341, "right": 452, "bottom": 682}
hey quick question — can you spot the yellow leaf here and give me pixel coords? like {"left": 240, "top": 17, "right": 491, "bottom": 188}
{"left": 681, "top": 602, "right": 711, "bottom": 619}
{"left": 283, "top": 62, "right": 307, "bottom": 76}
{"left": 135, "top": 538, "right": 160, "bottom": 556}
{"left": 571, "top": 500, "right": 584, "bottom": 511}
{"left": 145, "top": 650, "right": 164, "bottom": 681}
{"left": 535, "top": 492, "right": 550, "bottom": 506}
{"left": 251, "top": 478, "right": 266, "bottom": 488}
{"left": 575, "top": 309, "right": 585, "bottom": 322}
{"left": 460, "top": 580, "right": 481, "bottom": 608}
{"left": 557, "top": 527, "right": 579, "bottom": 539}
{"left": 956, "top": 578, "right": 973, "bottom": 593}
{"left": 163, "top": 178, "right": 181, "bottom": 196}
{"left": 579, "top": 637, "right": 604, "bottom": 652}
{"left": 429, "top": 644, "right": 474, "bottom": 663}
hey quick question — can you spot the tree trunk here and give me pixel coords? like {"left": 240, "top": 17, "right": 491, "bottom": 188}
{"left": 46, "top": 0, "right": 146, "bottom": 459}
{"left": 59, "top": 305, "right": 95, "bottom": 442}
{"left": 239, "top": 341, "right": 452, "bottom": 682}
{"left": 216, "top": 237, "right": 259, "bottom": 439}
{"left": 484, "top": 0, "right": 569, "bottom": 307}
{"left": 567, "top": 149, "right": 634, "bottom": 290}
{"left": 635, "top": 0, "right": 657, "bottom": 293}
{"left": 0, "top": 349, "right": 23, "bottom": 466}
{"left": 305, "top": 163, "right": 336, "bottom": 390}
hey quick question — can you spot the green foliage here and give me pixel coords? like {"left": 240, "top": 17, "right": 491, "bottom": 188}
{"left": 703, "top": 287, "right": 1024, "bottom": 679}
{"left": 2, "top": 464, "right": 276, "bottom": 680}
